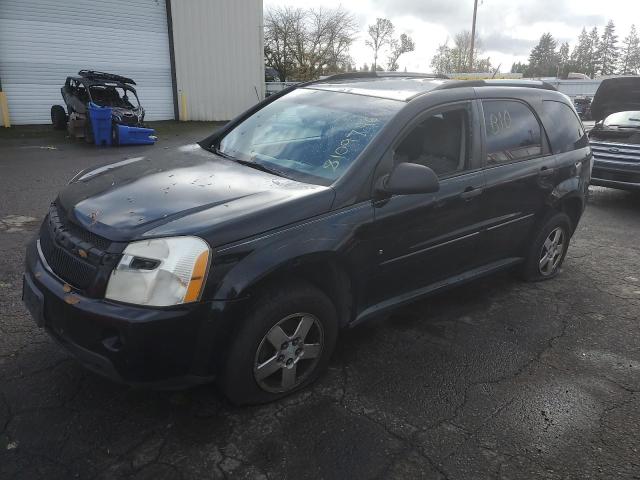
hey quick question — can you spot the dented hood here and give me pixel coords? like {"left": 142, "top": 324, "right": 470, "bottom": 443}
{"left": 591, "top": 77, "right": 640, "bottom": 121}
{"left": 57, "top": 144, "right": 334, "bottom": 246}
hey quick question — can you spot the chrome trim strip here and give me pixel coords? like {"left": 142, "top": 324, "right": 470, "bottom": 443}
{"left": 380, "top": 231, "right": 480, "bottom": 266}
{"left": 486, "top": 213, "right": 535, "bottom": 232}
{"left": 36, "top": 239, "right": 67, "bottom": 285}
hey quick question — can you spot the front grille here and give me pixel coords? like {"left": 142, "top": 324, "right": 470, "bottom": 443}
{"left": 590, "top": 141, "right": 640, "bottom": 163}
{"left": 39, "top": 203, "right": 114, "bottom": 290}
{"left": 40, "top": 223, "right": 96, "bottom": 289}
{"left": 54, "top": 204, "right": 111, "bottom": 250}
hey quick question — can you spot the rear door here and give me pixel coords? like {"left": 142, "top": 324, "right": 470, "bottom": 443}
{"left": 478, "top": 98, "right": 558, "bottom": 263}
{"left": 366, "top": 101, "right": 486, "bottom": 307}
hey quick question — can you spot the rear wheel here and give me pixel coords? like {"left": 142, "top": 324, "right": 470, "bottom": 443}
{"left": 520, "top": 212, "right": 572, "bottom": 281}
{"left": 219, "top": 281, "right": 338, "bottom": 405}
{"left": 51, "top": 105, "right": 67, "bottom": 130}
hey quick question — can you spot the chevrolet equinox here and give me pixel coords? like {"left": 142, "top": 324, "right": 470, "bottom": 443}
{"left": 23, "top": 73, "right": 592, "bottom": 404}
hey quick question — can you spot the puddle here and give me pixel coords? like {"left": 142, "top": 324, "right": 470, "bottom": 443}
{"left": 0, "top": 215, "right": 38, "bottom": 233}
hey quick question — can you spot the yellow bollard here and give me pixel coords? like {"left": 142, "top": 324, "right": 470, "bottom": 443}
{"left": 179, "top": 91, "right": 188, "bottom": 121}
{"left": 0, "top": 92, "right": 10, "bottom": 128}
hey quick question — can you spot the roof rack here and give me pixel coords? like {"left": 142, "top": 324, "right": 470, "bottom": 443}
{"left": 313, "top": 71, "right": 449, "bottom": 84}
{"left": 78, "top": 70, "right": 136, "bottom": 85}
{"left": 434, "top": 79, "right": 557, "bottom": 91}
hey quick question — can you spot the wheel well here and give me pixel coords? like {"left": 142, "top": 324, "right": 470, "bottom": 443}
{"left": 557, "top": 197, "right": 583, "bottom": 233}
{"left": 247, "top": 257, "right": 354, "bottom": 328}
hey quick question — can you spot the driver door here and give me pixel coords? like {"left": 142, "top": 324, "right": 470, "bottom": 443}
{"left": 365, "top": 101, "right": 486, "bottom": 308}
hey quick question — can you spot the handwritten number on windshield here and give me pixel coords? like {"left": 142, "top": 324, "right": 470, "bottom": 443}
{"left": 323, "top": 121, "right": 378, "bottom": 172}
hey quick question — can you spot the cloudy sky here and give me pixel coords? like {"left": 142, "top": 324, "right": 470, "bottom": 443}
{"left": 264, "top": 0, "right": 640, "bottom": 73}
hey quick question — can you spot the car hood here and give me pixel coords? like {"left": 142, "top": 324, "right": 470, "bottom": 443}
{"left": 57, "top": 144, "right": 334, "bottom": 246}
{"left": 591, "top": 77, "right": 640, "bottom": 121}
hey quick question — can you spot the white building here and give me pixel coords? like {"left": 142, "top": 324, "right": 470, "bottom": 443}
{"left": 0, "top": 0, "right": 264, "bottom": 125}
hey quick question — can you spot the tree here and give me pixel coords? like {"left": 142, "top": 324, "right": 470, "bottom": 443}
{"left": 366, "top": 18, "right": 394, "bottom": 71}
{"left": 570, "top": 28, "right": 591, "bottom": 75}
{"left": 263, "top": 6, "right": 358, "bottom": 81}
{"left": 511, "top": 61, "right": 527, "bottom": 74}
{"left": 526, "top": 33, "right": 558, "bottom": 77}
{"left": 386, "top": 33, "right": 415, "bottom": 71}
{"left": 619, "top": 24, "right": 640, "bottom": 75}
{"left": 430, "top": 31, "right": 492, "bottom": 74}
{"left": 558, "top": 42, "right": 570, "bottom": 77}
{"left": 587, "top": 27, "right": 601, "bottom": 77}
{"left": 598, "top": 20, "right": 619, "bottom": 75}
{"left": 264, "top": 6, "right": 305, "bottom": 81}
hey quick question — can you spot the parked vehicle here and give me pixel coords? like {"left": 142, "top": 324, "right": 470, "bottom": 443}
{"left": 51, "top": 70, "right": 146, "bottom": 143}
{"left": 573, "top": 96, "right": 592, "bottom": 120}
{"left": 589, "top": 77, "right": 640, "bottom": 190}
{"left": 24, "top": 73, "right": 591, "bottom": 404}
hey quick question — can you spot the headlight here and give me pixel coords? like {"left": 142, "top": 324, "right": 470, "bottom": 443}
{"left": 105, "top": 236, "right": 211, "bottom": 306}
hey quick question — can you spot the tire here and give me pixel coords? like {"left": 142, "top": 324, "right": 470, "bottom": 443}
{"left": 51, "top": 105, "right": 67, "bottom": 130}
{"left": 520, "top": 212, "right": 572, "bottom": 282}
{"left": 84, "top": 118, "right": 94, "bottom": 144}
{"left": 219, "top": 280, "right": 338, "bottom": 405}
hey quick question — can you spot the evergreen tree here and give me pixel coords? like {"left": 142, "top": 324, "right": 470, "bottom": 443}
{"left": 598, "top": 20, "right": 619, "bottom": 75}
{"left": 619, "top": 24, "right": 640, "bottom": 74}
{"left": 526, "top": 33, "right": 558, "bottom": 77}
{"left": 558, "top": 42, "right": 570, "bottom": 77}
{"left": 570, "top": 28, "right": 591, "bottom": 74}
{"left": 586, "top": 27, "right": 600, "bottom": 78}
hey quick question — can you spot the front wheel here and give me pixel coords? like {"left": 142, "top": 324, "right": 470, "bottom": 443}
{"left": 219, "top": 281, "right": 338, "bottom": 405}
{"left": 520, "top": 212, "right": 572, "bottom": 282}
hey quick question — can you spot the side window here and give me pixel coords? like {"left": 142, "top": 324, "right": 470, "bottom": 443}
{"left": 542, "top": 100, "right": 588, "bottom": 153}
{"left": 482, "top": 100, "right": 542, "bottom": 165}
{"left": 395, "top": 105, "right": 470, "bottom": 178}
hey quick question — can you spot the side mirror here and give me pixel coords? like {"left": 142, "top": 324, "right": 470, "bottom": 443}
{"left": 378, "top": 162, "right": 440, "bottom": 195}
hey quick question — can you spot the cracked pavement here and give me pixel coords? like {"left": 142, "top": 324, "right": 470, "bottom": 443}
{"left": 1, "top": 124, "right": 639, "bottom": 479}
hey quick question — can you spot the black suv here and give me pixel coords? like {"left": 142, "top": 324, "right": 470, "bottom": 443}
{"left": 23, "top": 73, "right": 592, "bottom": 404}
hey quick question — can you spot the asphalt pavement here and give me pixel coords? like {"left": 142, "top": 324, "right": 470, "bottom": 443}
{"left": 1, "top": 123, "right": 639, "bottom": 479}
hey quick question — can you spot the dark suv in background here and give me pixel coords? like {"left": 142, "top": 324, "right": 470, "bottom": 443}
{"left": 23, "top": 73, "right": 592, "bottom": 404}
{"left": 589, "top": 76, "right": 640, "bottom": 190}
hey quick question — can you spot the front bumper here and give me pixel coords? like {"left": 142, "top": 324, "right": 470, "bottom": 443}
{"left": 24, "top": 237, "right": 243, "bottom": 389}
{"left": 591, "top": 159, "right": 640, "bottom": 190}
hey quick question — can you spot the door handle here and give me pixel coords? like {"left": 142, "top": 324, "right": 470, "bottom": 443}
{"left": 460, "top": 186, "right": 483, "bottom": 200}
{"left": 538, "top": 166, "right": 556, "bottom": 177}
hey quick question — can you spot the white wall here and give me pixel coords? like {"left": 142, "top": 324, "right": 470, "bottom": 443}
{"left": 170, "top": 0, "right": 264, "bottom": 121}
{"left": 0, "top": 0, "right": 174, "bottom": 124}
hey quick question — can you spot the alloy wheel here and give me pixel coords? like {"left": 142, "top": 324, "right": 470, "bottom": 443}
{"left": 539, "top": 227, "right": 565, "bottom": 276}
{"left": 253, "top": 313, "right": 324, "bottom": 393}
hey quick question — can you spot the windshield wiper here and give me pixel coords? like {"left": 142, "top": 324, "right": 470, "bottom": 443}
{"left": 214, "top": 148, "right": 290, "bottom": 179}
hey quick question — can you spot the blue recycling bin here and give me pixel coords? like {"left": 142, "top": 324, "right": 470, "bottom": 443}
{"left": 115, "top": 124, "right": 156, "bottom": 145}
{"left": 88, "top": 102, "right": 112, "bottom": 146}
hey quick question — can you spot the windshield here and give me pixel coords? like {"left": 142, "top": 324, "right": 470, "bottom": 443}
{"left": 604, "top": 111, "right": 640, "bottom": 128}
{"left": 89, "top": 85, "right": 140, "bottom": 109}
{"left": 217, "top": 88, "right": 403, "bottom": 185}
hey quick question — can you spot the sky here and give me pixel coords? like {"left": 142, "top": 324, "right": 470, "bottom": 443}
{"left": 264, "top": 0, "right": 640, "bottom": 73}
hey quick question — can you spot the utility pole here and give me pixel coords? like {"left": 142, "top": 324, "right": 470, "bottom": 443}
{"left": 469, "top": 0, "right": 479, "bottom": 72}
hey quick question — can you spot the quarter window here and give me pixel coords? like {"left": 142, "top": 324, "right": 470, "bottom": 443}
{"left": 542, "top": 100, "right": 588, "bottom": 153}
{"left": 395, "top": 106, "right": 470, "bottom": 178}
{"left": 482, "top": 100, "right": 542, "bottom": 165}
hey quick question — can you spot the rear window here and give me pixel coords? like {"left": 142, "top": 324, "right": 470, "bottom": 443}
{"left": 543, "top": 100, "right": 588, "bottom": 153}
{"left": 482, "top": 100, "right": 543, "bottom": 165}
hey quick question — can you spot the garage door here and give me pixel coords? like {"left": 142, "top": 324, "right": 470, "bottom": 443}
{"left": 0, "top": 0, "right": 174, "bottom": 124}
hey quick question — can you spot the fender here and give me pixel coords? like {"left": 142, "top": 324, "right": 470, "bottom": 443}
{"left": 205, "top": 202, "right": 374, "bottom": 303}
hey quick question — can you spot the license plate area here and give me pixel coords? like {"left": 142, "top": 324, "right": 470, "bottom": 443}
{"left": 22, "top": 274, "right": 45, "bottom": 327}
